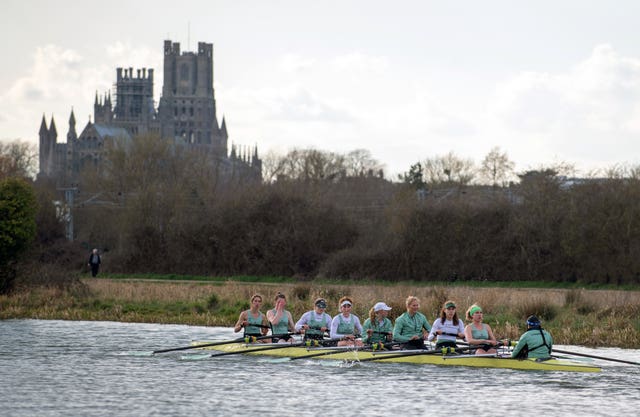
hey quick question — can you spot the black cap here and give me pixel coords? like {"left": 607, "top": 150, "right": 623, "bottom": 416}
{"left": 526, "top": 315, "right": 541, "bottom": 327}
{"left": 315, "top": 298, "right": 327, "bottom": 309}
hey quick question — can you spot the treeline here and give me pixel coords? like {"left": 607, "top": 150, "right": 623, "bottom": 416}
{"left": 2, "top": 137, "right": 640, "bottom": 292}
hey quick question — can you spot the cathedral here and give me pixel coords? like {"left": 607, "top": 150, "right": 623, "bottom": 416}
{"left": 38, "top": 40, "right": 261, "bottom": 186}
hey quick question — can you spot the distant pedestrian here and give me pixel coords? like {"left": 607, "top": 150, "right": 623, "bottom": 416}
{"left": 88, "top": 248, "right": 101, "bottom": 277}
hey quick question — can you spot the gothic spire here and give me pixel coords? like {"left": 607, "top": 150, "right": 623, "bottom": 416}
{"left": 39, "top": 114, "right": 48, "bottom": 135}
{"left": 49, "top": 116, "right": 57, "bottom": 136}
{"left": 221, "top": 116, "right": 228, "bottom": 138}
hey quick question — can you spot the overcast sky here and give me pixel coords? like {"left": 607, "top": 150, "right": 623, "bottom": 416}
{"left": 2, "top": 0, "right": 640, "bottom": 177}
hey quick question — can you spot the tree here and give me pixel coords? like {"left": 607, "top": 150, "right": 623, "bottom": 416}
{"left": 0, "top": 178, "right": 37, "bottom": 293}
{"left": 400, "top": 162, "right": 426, "bottom": 189}
{"left": 265, "top": 147, "right": 384, "bottom": 182}
{"left": 422, "top": 151, "right": 476, "bottom": 186}
{"left": 344, "top": 149, "right": 384, "bottom": 178}
{"left": 0, "top": 140, "right": 38, "bottom": 179}
{"left": 479, "top": 146, "right": 515, "bottom": 187}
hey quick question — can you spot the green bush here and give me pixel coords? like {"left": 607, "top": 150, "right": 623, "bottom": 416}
{"left": 0, "top": 178, "right": 37, "bottom": 294}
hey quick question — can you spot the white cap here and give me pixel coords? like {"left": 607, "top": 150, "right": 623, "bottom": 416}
{"left": 373, "top": 302, "right": 392, "bottom": 312}
{"left": 340, "top": 300, "right": 352, "bottom": 307}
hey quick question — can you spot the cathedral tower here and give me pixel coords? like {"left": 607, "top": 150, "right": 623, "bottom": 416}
{"left": 158, "top": 40, "right": 226, "bottom": 155}
{"left": 113, "top": 67, "right": 155, "bottom": 135}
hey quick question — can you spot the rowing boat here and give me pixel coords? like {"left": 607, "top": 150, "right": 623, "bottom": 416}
{"left": 193, "top": 341, "right": 601, "bottom": 372}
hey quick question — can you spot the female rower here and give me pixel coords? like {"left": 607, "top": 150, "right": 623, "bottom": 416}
{"left": 233, "top": 294, "right": 269, "bottom": 342}
{"left": 295, "top": 298, "right": 332, "bottom": 342}
{"left": 511, "top": 315, "right": 553, "bottom": 359}
{"left": 392, "top": 296, "right": 431, "bottom": 349}
{"left": 362, "top": 302, "right": 393, "bottom": 345}
{"left": 330, "top": 297, "right": 364, "bottom": 347}
{"left": 463, "top": 304, "right": 498, "bottom": 355}
{"left": 266, "top": 292, "right": 296, "bottom": 343}
{"left": 428, "top": 300, "right": 465, "bottom": 349}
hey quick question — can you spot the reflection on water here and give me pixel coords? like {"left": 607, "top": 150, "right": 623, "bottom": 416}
{"left": 0, "top": 319, "right": 638, "bottom": 417}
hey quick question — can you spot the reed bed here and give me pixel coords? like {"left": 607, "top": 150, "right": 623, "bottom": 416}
{"left": 1, "top": 279, "right": 638, "bottom": 347}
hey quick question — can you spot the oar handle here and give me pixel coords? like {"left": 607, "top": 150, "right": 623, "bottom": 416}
{"left": 240, "top": 323, "right": 271, "bottom": 330}
{"left": 441, "top": 332, "right": 464, "bottom": 338}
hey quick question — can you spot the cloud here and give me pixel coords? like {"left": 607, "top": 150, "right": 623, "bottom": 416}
{"left": 488, "top": 44, "right": 640, "bottom": 168}
{"left": 6, "top": 45, "right": 84, "bottom": 103}
{"left": 267, "top": 87, "right": 356, "bottom": 122}
{"left": 280, "top": 54, "right": 316, "bottom": 73}
{"left": 329, "top": 52, "right": 389, "bottom": 75}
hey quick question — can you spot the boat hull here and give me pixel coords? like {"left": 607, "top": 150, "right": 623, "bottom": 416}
{"left": 194, "top": 342, "right": 601, "bottom": 372}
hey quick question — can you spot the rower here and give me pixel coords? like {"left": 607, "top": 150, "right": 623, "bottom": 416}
{"left": 330, "top": 297, "right": 364, "bottom": 347}
{"left": 511, "top": 315, "right": 554, "bottom": 359}
{"left": 392, "top": 296, "right": 431, "bottom": 349}
{"left": 362, "top": 301, "right": 393, "bottom": 345}
{"left": 233, "top": 294, "right": 269, "bottom": 342}
{"left": 463, "top": 304, "right": 499, "bottom": 355}
{"left": 295, "top": 298, "right": 332, "bottom": 343}
{"left": 428, "top": 300, "right": 465, "bottom": 349}
{"left": 267, "top": 292, "right": 296, "bottom": 343}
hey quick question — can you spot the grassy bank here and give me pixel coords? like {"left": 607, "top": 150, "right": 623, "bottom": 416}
{"left": 1, "top": 277, "right": 639, "bottom": 348}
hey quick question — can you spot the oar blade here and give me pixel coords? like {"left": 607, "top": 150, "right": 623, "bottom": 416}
{"left": 180, "top": 353, "right": 213, "bottom": 361}
{"left": 117, "top": 351, "right": 155, "bottom": 357}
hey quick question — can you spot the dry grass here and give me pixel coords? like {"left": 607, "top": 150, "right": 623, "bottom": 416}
{"left": 1, "top": 279, "right": 639, "bottom": 347}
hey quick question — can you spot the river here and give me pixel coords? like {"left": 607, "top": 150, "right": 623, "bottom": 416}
{"left": 0, "top": 319, "right": 638, "bottom": 416}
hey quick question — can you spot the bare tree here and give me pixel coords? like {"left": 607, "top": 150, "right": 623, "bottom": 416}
{"left": 479, "top": 146, "right": 515, "bottom": 187}
{"left": 262, "top": 150, "right": 289, "bottom": 183}
{"left": 0, "top": 140, "right": 38, "bottom": 179}
{"left": 344, "top": 149, "right": 384, "bottom": 178}
{"left": 422, "top": 151, "right": 476, "bottom": 186}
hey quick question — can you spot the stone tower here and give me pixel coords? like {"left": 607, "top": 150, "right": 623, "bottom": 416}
{"left": 113, "top": 67, "right": 156, "bottom": 136}
{"left": 157, "top": 40, "right": 227, "bottom": 155}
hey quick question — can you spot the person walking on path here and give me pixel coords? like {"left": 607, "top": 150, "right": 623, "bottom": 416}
{"left": 88, "top": 248, "right": 101, "bottom": 277}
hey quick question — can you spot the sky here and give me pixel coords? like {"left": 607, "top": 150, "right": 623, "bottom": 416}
{"left": 2, "top": 0, "right": 640, "bottom": 178}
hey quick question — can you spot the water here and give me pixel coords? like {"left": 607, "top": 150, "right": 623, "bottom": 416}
{"left": 1, "top": 319, "right": 638, "bottom": 417}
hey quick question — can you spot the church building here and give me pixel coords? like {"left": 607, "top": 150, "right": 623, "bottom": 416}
{"left": 38, "top": 40, "right": 261, "bottom": 186}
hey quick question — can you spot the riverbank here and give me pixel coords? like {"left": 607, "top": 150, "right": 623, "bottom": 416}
{"left": 1, "top": 278, "right": 638, "bottom": 347}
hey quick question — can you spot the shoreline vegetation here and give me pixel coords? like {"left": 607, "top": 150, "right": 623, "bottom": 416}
{"left": 1, "top": 275, "right": 639, "bottom": 348}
